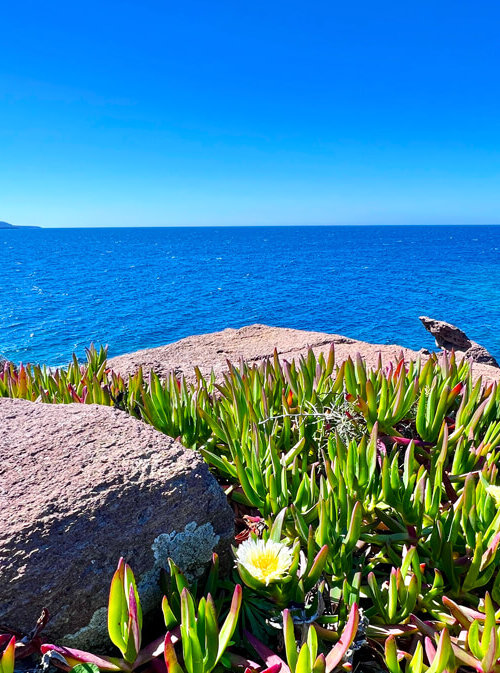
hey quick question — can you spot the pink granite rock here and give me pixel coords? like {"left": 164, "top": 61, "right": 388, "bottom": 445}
{"left": 108, "top": 324, "right": 500, "bottom": 383}
{"left": 0, "top": 399, "right": 233, "bottom": 645}
{"left": 107, "top": 324, "right": 419, "bottom": 381}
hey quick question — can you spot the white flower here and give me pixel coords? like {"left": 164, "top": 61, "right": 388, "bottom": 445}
{"left": 487, "top": 484, "right": 500, "bottom": 506}
{"left": 235, "top": 538, "right": 293, "bottom": 586}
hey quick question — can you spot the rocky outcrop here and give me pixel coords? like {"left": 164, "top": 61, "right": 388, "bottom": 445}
{"left": 419, "top": 316, "right": 471, "bottom": 351}
{"left": 0, "top": 399, "right": 234, "bottom": 646}
{"left": 108, "top": 324, "right": 422, "bottom": 381}
{"left": 108, "top": 323, "right": 500, "bottom": 383}
{"left": 419, "top": 316, "right": 499, "bottom": 368}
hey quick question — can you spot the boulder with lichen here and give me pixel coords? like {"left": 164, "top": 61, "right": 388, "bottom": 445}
{"left": 0, "top": 398, "right": 234, "bottom": 646}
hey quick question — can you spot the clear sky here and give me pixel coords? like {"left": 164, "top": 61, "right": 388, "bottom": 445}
{"left": 1, "top": 1, "right": 500, "bottom": 227}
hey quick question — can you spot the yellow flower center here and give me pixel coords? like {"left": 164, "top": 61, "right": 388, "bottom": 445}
{"left": 250, "top": 550, "right": 282, "bottom": 578}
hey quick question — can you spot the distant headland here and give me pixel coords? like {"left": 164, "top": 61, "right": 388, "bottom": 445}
{"left": 0, "top": 220, "right": 41, "bottom": 229}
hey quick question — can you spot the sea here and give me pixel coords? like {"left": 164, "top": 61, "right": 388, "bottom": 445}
{"left": 1, "top": 225, "right": 499, "bottom": 366}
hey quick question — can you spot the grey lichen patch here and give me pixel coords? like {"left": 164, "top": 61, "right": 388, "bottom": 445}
{"left": 152, "top": 521, "right": 220, "bottom": 581}
{"left": 61, "top": 606, "right": 109, "bottom": 652}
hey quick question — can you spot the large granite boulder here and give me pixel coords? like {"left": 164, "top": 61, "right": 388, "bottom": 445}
{"left": 107, "top": 324, "right": 422, "bottom": 381}
{"left": 419, "top": 316, "right": 498, "bottom": 368}
{"left": 108, "top": 323, "right": 500, "bottom": 385}
{"left": 0, "top": 399, "right": 234, "bottom": 646}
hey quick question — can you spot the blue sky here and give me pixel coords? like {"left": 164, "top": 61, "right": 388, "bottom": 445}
{"left": 1, "top": 0, "right": 500, "bottom": 227}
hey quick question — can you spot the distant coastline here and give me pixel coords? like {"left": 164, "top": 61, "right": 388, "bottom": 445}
{"left": 0, "top": 220, "right": 41, "bottom": 230}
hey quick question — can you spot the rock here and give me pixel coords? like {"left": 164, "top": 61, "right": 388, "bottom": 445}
{"left": 108, "top": 324, "right": 418, "bottom": 382}
{"left": 464, "top": 343, "right": 499, "bottom": 368}
{"left": 108, "top": 324, "right": 500, "bottom": 384}
{"left": 419, "top": 316, "right": 498, "bottom": 368}
{"left": 418, "top": 316, "right": 472, "bottom": 351}
{"left": 0, "top": 399, "right": 234, "bottom": 646}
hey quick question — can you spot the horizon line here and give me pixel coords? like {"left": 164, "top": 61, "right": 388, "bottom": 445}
{"left": 6, "top": 222, "right": 500, "bottom": 229}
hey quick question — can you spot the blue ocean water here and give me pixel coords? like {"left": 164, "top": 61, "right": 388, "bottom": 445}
{"left": 1, "top": 225, "right": 499, "bottom": 366}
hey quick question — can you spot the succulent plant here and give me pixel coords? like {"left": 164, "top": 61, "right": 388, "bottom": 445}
{"left": 245, "top": 603, "right": 360, "bottom": 673}
{"left": 6, "top": 344, "right": 500, "bottom": 670}
{"left": 0, "top": 637, "right": 15, "bottom": 673}
{"left": 163, "top": 584, "right": 242, "bottom": 673}
{"left": 41, "top": 559, "right": 151, "bottom": 672}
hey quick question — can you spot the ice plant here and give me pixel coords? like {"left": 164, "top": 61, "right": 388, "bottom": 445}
{"left": 245, "top": 603, "right": 360, "bottom": 673}
{"left": 0, "top": 637, "right": 15, "bottom": 673}
{"left": 163, "top": 584, "right": 242, "bottom": 673}
{"left": 41, "top": 560, "right": 161, "bottom": 672}
{"left": 9, "top": 342, "right": 500, "bottom": 668}
{"left": 236, "top": 538, "right": 293, "bottom": 587}
{"left": 107, "top": 557, "right": 143, "bottom": 664}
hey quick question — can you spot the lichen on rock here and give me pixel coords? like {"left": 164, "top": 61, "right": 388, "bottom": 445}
{"left": 152, "top": 521, "right": 220, "bottom": 581}
{"left": 61, "top": 606, "right": 109, "bottom": 651}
